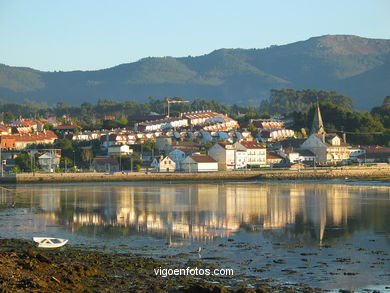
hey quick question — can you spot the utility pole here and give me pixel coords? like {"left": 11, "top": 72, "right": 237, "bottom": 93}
{"left": 0, "top": 144, "right": 2, "bottom": 177}
{"left": 73, "top": 151, "right": 76, "bottom": 168}
{"left": 32, "top": 152, "right": 35, "bottom": 175}
{"left": 30, "top": 150, "right": 33, "bottom": 173}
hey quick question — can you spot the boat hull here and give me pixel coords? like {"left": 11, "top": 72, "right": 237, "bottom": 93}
{"left": 33, "top": 237, "right": 68, "bottom": 248}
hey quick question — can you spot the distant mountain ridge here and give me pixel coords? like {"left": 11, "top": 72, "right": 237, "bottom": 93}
{"left": 1, "top": 34, "right": 390, "bottom": 110}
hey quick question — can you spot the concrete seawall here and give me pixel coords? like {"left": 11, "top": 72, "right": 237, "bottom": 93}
{"left": 0, "top": 166, "right": 389, "bottom": 184}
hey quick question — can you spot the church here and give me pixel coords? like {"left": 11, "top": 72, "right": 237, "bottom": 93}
{"left": 300, "top": 104, "right": 351, "bottom": 164}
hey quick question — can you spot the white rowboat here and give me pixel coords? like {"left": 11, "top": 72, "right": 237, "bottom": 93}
{"left": 33, "top": 237, "right": 68, "bottom": 248}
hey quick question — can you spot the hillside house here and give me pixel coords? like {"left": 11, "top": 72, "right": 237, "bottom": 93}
{"left": 107, "top": 144, "right": 133, "bottom": 156}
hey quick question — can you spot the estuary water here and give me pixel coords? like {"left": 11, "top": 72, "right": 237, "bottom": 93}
{"left": 0, "top": 181, "right": 389, "bottom": 291}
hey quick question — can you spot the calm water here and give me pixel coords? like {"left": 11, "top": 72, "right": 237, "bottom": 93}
{"left": 1, "top": 181, "right": 390, "bottom": 291}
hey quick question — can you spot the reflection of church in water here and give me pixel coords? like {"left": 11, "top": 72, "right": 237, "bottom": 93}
{"left": 32, "top": 183, "right": 366, "bottom": 243}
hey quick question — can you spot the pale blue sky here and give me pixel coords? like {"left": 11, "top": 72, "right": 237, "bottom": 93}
{"left": 1, "top": 0, "right": 389, "bottom": 71}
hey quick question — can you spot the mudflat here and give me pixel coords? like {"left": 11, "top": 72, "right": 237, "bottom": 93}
{"left": 0, "top": 239, "right": 320, "bottom": 292}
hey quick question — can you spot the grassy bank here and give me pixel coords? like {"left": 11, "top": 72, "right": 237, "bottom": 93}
{"left": 0, "top": 166, "right": 389, "bottom": 184}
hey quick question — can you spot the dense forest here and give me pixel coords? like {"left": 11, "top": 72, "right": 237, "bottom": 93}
{"left": 0, "top": 96, "right": 258, "bottom": 127}
{"left": 260, "top": 89, "right": 353, "bottom": 114}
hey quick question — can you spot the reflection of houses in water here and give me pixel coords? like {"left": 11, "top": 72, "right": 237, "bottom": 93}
{"left": 304, "top": 186, "right": 355, "bottom": 244}
{"left": 0, "top": 188, "right": 10, "bottom": 205}
{"left": 24, "top": 183, "right": 371, "bottom": 242}
{"left": 113, "top": 186, "right": 234, "bottom": 239}
{"left": 39, "top": 193, "right": 61, "bottom": 212}
{"left": 261, "top": 185, "right": 304, "bottom": 229}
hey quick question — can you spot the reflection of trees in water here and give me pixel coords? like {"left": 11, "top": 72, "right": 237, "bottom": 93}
{"left": 16, "top": 183, "right": 390, "bottom": 243}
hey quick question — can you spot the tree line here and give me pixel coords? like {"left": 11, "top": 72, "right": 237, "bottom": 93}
{"left": 0, "top": 90, "right": 389, "bottom": 146}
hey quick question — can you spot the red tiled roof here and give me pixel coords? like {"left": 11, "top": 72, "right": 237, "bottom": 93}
{"left": 217, "top": 141, "right": 229, "bottom": 147}
{"left": 1, "top": 131, "right": 57, "bottom": 142}
{"left": 22, "top": 120, "right": 37, "bottom": 126}
{"left": 366, "top": 148, "right": 390, "bottom": 154}
{"left": 0, "top": 124, "right": 10, "bottom": 131}
{"left": 239, "top": 141, "right": 265, "bottom": 149}
{"left": 190, "top": 155, "right": 217, "bottom": 163}
{"left": 183, "top": 111, "right": 219, "bottom": 119}
{"left": 177, "top": 147, "right": 198, "bottom": 153}
{"left": 266, "top": 151, "right": 283, "bottom": 160}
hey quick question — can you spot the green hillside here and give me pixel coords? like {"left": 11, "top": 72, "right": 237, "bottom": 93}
{"left": 0, "top": 35, "right": 389, "bottom": 110}
{"left": 0, "top": 64, "right": 44, "bottom": 92}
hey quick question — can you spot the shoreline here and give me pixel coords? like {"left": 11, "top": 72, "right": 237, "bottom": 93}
{"left": 1, "top": 166, "right": 390, "bottom": 184}
{"left": 0, "top": 238, "right": 320, "bottom": 292}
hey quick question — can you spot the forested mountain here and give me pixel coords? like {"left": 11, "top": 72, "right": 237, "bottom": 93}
{"left": 1, "top": 35, "right": 390, "bottom": 110}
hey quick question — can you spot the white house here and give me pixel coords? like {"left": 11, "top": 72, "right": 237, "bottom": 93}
{"left": 164, "top": 117, "right": 188, "bottom": 129}
{"left": 296, "top": 149, "right": 316, "bottom": 163}
{"left": 208, "top": 142, "right": 247, "bottom": 170}
{"left": 235, "top": 149, "right": 247, "bottom": 169}
{"left": 258, "top": 129, "right": 295, "bottom": 142}
{"left": 151, "top": 155, "right": 176, "bottom": 172}
{"left": 107, "top": 144, "right": 133, "bottom": 156}
{"left": 277, "top": 149, "right": 300, "bottom": 163}
{"left": 182, "top": 155, "right": 218, "bottom": 172}
{"left": 208, "top": 142, "right": 236, "bottom": 170}
{"left": 38, "top": 152, "right": 61, "bottom": 172}
{"left": 234, "top": 141, "right": 266, "bottom": 167}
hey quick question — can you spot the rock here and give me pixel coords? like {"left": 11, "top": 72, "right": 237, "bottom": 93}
{"left": 236, "top": 288, "right": 256, "bottom": 293}
{"left": 36, "top": 253, "right": 51, "bottom": 264}
{"left": 25, "top": 249, "right": 38, "bottom": 258}
{"left": 36, "top": 279, "right": 48, "bottom": 288}
{"left": 186, "top": 284, "right": 228, "bottom": 293}
{"left": 273, "top": 259, "right": 286, "bottom": 264}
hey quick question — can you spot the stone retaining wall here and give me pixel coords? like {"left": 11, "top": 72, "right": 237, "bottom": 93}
{"left": 0, "top": 166, "right": 388, "bottom": 184}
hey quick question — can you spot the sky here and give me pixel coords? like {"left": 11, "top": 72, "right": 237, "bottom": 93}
{"left": 1, "top": 0, "right": 390, "bottom": 72}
